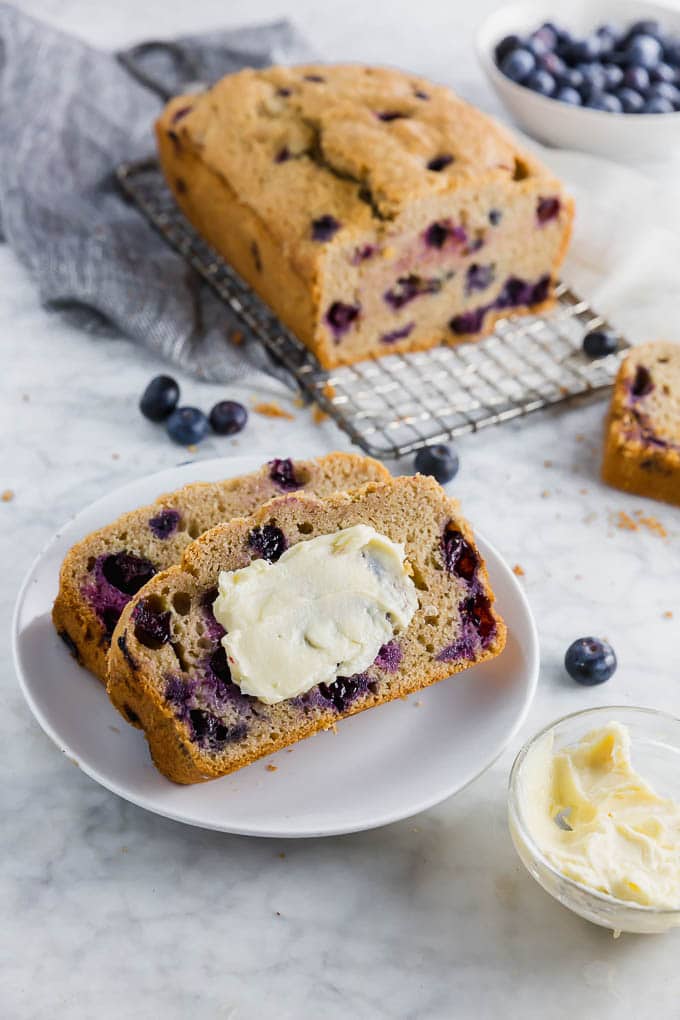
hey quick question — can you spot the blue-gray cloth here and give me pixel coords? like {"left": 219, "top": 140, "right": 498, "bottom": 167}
{"left": 0, "top": 5, "right": 314, "bottom": 383}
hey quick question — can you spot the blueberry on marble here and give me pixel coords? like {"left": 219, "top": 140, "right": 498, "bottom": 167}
{"left": 248, "top": 524, "right": 287, "bottom": 563}
{"left": 564, "top": 637, "right": 617, "bottom": 685}
{"left": 414, "top": 444, "right": 459, "bottom": 485}
{"left": 269, "top": 457, "right": 300, "bottom": 491}
{"left": 140, "top": 375, "right": 180, "bottom": 422}
{"left": 583, "top": 329, "right": 618, "bottom": 359}
{"left": 148, "top": 508, "right": 181, "bottom": 539}
{"left": 209, "top": 400, "right": 248, "bottom": 436}
{"left": 166, "top": 407, "right": 209, "bottom": 446}
{"left": 500, "top": 48, "right": 536, "bottom": 83}
{"left": 311, "top": 214, "right": 341, "bottom": 241}
{"left": 102, "top": 552, "right": 156, "bottom": 595}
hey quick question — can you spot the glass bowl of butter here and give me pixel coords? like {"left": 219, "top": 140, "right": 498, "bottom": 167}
{"left": 508, "top": 706, "right": 680, "bottom": 934}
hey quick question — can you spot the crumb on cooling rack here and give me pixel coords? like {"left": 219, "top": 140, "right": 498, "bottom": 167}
{"left": 266, "top": 764, "right": 278, "bottom": 772}
{"left": 2, "top": 489, "right": 14, "bottom": 502}
{"left": 513, "top": 564, "right": 525, "bottom": 577}
{"left": 252, "top": 400, "right": 295, "bottom": 421}
{"left": 663, "top": 611, "right": 673, "bottom": 620}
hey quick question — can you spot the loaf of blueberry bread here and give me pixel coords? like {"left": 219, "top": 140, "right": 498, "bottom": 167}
{"left": 156, "top": 64, "right": 573, "bottom": 369}
{"left": 107, "top": 474, "right": 506, "bottom": 784}
{"left": 602, "top": 341, "right": 680, "bottom": 507}
{"left": 52, "top": 453, "right": 389, "bottom": 683}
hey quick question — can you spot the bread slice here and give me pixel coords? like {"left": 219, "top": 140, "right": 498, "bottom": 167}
{"left": 52, "top": 452, "right": 389, "bottom": 683}
{"left": 602, "top": 340, "right": 680, "bottom": 507}
{"left": 107, "top": 475, "right": 506, "bottom": 784}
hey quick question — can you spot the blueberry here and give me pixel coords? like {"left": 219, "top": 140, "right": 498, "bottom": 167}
{"left": 586, "top": 92, "right": 622, "bottom": 113}
{"left": 626, "top": 33, "right": 663, "bottom": 69}
{"left": 627, "top": 20, "right": 663, "bottom": 42}
{"left": 563, "top": 36, "right": 601, "bottom": 63}
{"left": 495, "top": 34, "right": 522, "bottom": 64}
{"left": 664, "top": 40, "right": 680, "bottom": 67}
{"left": 209, "top": 400, "right": 248, "bottom": 435}
{"left": 603, "top": 63, "right": 623, "bottom": 89}
{"left": 556, "top": 85, "right": 581, "bottom": 105}
{"left": 624, "top": 65, "right": 650, "bottom": 91}
{"left": 488, "top": 208, "right": 502, "bottom": 225}
{"left": 576, "top": 62, "right": 606, "bottom": 94}
{"left": 531, "top": 25, "right": 558, "bottom": 51}
{"left": 140, "top": 375, "right": 180, "bottom": 422}
{"left": 269, "top": 457, "right": 301, "bottom": 491}
{"left": 148, "top": 508, "right": 181, "bottom": 539}
{"left": 563, "top": 68, "right": 585, "bottom": 90}
{"left": 427, "top": 154, "right": 454, "bottom": 172}
{"left": 651, "top": 62, "right": 677, "bottom": 83}
{"left": 617, "top": 86, "right": 644, "bottom": 112}
{"left": 500, "top": 48, "right": 536, "bottom": 83}
{"left": 538, "top": 52, "right": 566, "bottom": 77}
{"left": 133, "top": 600, "right": 171, "bottom": 649}
{"left": 102, "top": 552, "right": 156, "bottom": 595}
{"left": 311, "top": 214, "right": 341, "bottom": 241}
{"left": 526, "top": 69, "right": 556, "bottom": 96}
{"left": 564, "top": 637, "right": 617, "bottom": 685}
{"left": 166, "top": 406, "right": 209, "bottom": 445}
{"left": 631, "top": 364, "right": 654, "bottom": 398}
{"left": 326, "top": 301, "right": 360, "bottom": 338}
{"left": 648, "top": 81, "right": 680, "bottom": 103}
{"left": 526, "top": 35, "right": 550, "bottom": 58}
{"left": 643, "top": 95, "right": 674, "bottom": 113}
{"left": 583, "top": 329, "right": 618, "bottom": 358}
{"left": 318, "top": 674, "right": 368, "bottom": 712}
{"left": 248, "top": 524, "right": 287, "bottom": 562}
{"left": 441, "top": 524, "right": 477, "bottom": 580}
{"left": 414, "top": 444, "right": 459, "bottom": 484}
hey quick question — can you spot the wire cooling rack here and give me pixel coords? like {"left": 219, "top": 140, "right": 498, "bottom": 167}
{"left": 118, "top": 158, "right": 629, "bottom": 460}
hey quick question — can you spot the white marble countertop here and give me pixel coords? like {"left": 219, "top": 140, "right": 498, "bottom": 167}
{"left": 4, "top": 1, "right": 680, "bottom": 1017}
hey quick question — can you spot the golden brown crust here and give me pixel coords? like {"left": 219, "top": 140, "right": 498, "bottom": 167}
{"left": 107, "top": 475, "right": 506, "bottom": 784}
{"left": 156, "top": 64, "right": 574, "bottom": 370}
{"left": 602, "top": 341, "right": 680, "bottom": 506}
{"left": 52, "top": 453, "right": 389, "bottom": 684}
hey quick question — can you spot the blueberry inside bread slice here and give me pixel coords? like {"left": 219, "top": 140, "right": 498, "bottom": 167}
{"left": 602, "top": 341, "right": 680, "bottom": 507}
{"left": 107, "top": 475, "right": 506, "bottom": 784}
{"left": 52, "top": 453, "right": 389, "bottom": 684}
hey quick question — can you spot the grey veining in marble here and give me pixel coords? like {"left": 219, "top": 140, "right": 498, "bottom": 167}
{"left": 3, "top": 2, "right": 680, "bottom": 1018}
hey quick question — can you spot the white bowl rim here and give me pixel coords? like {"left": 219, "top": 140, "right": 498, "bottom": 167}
{"left": 508, "top": 703, "right": 680, "bottom": 916}
{"left": 476, "top": 0, "right": 680, "bottom": 122}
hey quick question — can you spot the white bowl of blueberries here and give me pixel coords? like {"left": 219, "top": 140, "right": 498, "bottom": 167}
{"left": 477, "top": 0, "right": 680, "bottom": 160}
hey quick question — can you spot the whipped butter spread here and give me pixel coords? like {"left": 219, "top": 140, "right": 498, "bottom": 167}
{"left": 213, "top": 525, "right": 417, "bottom": 705}
{"left": 520, "top": 722, "right": 680, "bottom": 908}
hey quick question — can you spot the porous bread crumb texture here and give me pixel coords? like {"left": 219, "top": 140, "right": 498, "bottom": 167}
{"left": 156, "top": 63, "right": 574, "bottom": 369}
{"left": 602, "top": 341, "right": 680, "bottom": 507}
{"left": 52, "top": 453, "right": 389, "bottom": 684}
{"left": 107, "top": 475, "right": 506, "bottom": 784}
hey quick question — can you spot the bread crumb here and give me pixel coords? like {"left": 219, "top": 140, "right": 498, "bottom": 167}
{"left": 229, "top": 328, "right": 244, "bottom": 346}
{"left": 278, "top": 852, "right": 286, "bottom": 859}
{"left": 1, "top": 489, "right": 14, "bottom": 502}
{"left": 543, "top": 459, "right": 553, "bottom": 468}
{"left": 663, "top": 611, "right": 673, "bottom": 619}
{"left": 108, "top": 725, "right": 120, "bottom": 734}
{"left": 293, "top": 395, "right": 306, "bottom": 409}
{"left": 634, "top": 511, "right": 668, "bottom": 538}
{"left": 579, "top": 487, "right": 588, "bottom": 495}
{"left": 413, "top": 699, "right": 421, "bottom": 707}
{"left": 614, "top": 510, "right": 638, "bottom": 531}
{"left": 541, "top": 490, "right": 550, "bottom": 499}
{"left": 252, "top": 400, "right": 295, "bottom": 421}
{"left": 575, "top": 433, "right": 585, "bottom": 442}
{"left": 186, "top": 444, "right": 198, "bottom": 454}
{"left": 121, "top": 846, "right": 128, "bottom": 854}
{"left": 512, "top": 564, "right": 525, "bottom": 577}
{"left": 312, "top": 382, "right": 336, "bottom": 424}
{"left": 265, "top": 764, "right": 278, "bottom": 772}
{"left": 111, "top": 453, "right": 120, "bottom": 460}
{"left": 285, "top": 748, "right": 293, "bottom": 753}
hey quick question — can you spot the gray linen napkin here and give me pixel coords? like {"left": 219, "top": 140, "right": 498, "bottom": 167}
{"left": 0, "top": 4, "right": 315, "bottom": 383}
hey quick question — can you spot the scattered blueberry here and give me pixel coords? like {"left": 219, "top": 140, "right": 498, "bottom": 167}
{"left": 583, "top": 329, "right": 618, "bottom": 358}
{"left": 166, "top": 406, "right": 210, "bottom": 446}
{"left": 140, "top": 375, "right": 180, "bottom": 422}
{"left": 564, "top": 637, "right": 617, "bottom": 685}
{"left": 500, "top": 48, "right": 536, "bottom": 83}
{"left": 414, "top": 444, "right": 459, "bottom": 484}
{"left": 556, "top": 85, "right": 581, "bottom": 105}
{"left": 209, "top": 400, "right": 248, "bottom": 435}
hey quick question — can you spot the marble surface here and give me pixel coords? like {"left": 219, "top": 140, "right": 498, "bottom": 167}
{"left": 4, "top": 1, "right": 680, "bottom": 1017}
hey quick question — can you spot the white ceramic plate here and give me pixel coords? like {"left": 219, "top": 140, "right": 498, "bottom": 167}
{"left": 13, "top": 455, "right": 538, "bottom": 838}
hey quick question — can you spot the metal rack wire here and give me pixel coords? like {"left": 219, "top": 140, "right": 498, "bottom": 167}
{"left": 118, "top": 158, "right": 628, "bottom": 459}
